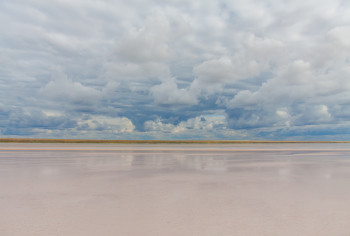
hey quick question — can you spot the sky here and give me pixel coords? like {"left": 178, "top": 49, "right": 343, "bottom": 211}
{"left": 1, "top": 0, "right": 350, "bottom": 140}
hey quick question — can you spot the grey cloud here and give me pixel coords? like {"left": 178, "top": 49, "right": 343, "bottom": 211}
{"left": 1, "top": 107, "right": 76, "bottom": 136}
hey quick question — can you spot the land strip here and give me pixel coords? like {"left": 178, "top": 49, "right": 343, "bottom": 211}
{"left": 1, "top": 138, "right": 350, "bottom": 144}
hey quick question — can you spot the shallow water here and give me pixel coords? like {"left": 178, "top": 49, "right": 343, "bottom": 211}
{"left": 1, "top": 143, "right": 350, "bottom": 236}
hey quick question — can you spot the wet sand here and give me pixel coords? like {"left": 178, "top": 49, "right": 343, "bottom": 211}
{"left": 1, "top": 143, "right": 350, "bottom": 236}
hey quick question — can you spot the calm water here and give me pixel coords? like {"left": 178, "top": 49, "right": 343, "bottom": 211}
{"left": 1, "top": 143, "right": 350, "bottom": 236}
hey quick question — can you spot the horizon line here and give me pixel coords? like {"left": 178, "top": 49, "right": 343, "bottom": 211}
{"left": 1, "top": 138, "right": 350, "bottom": 144}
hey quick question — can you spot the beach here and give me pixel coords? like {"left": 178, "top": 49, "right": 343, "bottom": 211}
{"left": 1, "top": 143, "right": 350, "bottom": 235}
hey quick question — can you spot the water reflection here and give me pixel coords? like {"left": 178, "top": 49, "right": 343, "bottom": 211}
{"left": 1, "top": 144, "right": 350, "bottom": 236}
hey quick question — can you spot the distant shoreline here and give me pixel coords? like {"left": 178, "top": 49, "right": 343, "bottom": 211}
{"left": 1, "top": 138, "right": 349, "bottom": 144}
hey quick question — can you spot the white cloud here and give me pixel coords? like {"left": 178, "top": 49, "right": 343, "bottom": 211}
{"left": 145, "top": 114, "right": 227, "bottom": 134}
{"left": 190, "top": 34, "right": 283, "bottom": 96}
{"left": 327, "top": 26, "right": 350, "bottom": 48}
{"left": 116, "top": 10, "right": 171, "bottom": 64}
{"left": 1, "top": 0, "right": 350, "bottom": 140}
{"left": 40, "top": 69, "right": 101, "bottom": 106}
{"left": 227, "top": 57, "right": 350, "bottom": 110}
{"left": 151, "top": 78, "right": 197, "bottom": 105}
{"left": 77, "top": 116, "right": 135, "bottom": 134}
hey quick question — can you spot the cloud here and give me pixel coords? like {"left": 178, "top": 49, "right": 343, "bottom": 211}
{"left": 151, "top": 78, "right": 197, "bottom": 105}
{"left": 1, "top": 107, "right": 76, "bottom": 136}
{"left": 1, "top": 0, "right": 350, "bottom": 140}
{"left": 144, "top": 114, "right": 242, "bottom": 139}
{"left": 40, "top": 69, "right": 101, "bottom": 107}
{"left": 77, "top": 116, "right": 135, "bottom": 134}
{"left": 145, "top": 114, "right": 227, "bottom": 133}
{"left": 116, "top": 10, "right": 171, "bottom": 64}
{"left": 327, "top": 26, "right": 350, "bottom": 48}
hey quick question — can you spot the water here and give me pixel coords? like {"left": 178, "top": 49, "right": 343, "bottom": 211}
{"left": 1, "top": 143, "right": 350, "bottom": 236}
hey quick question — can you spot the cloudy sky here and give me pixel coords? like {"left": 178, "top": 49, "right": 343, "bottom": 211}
{"left": 1, "top": 0, "right": 350, "bottom": 140}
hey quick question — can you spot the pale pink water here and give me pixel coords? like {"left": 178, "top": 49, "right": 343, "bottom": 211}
{"left": 1, "top": 143, "right": 350, "bottom": 236}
